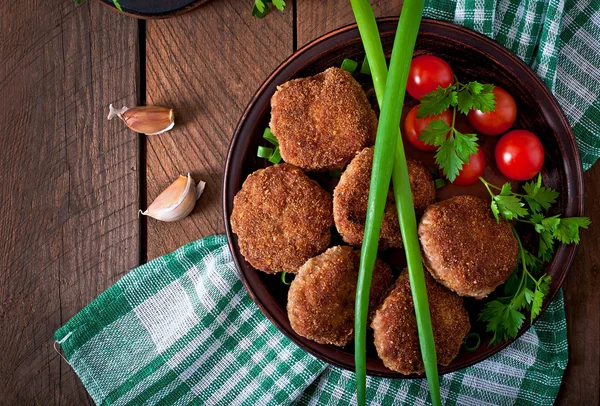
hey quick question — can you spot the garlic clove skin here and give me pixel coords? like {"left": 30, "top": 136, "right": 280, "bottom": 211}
{"left": 142, "top": 174, "right": 205, "bottom": 222}
{"left": 108, "top": 104, "right": 175, "bottom": 135}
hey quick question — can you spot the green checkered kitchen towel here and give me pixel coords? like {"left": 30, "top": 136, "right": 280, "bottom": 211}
{"left": 55, "top": 1, "right": 600, "bottom": 405}
{"left": 55, "top": 236, "right": 568, "bottom": 406}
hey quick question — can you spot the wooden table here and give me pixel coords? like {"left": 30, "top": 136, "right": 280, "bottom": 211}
{"left": 1, "top": 1, "right": 598, "bottom": 404}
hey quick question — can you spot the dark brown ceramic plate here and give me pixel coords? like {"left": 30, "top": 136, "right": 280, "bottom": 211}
{"left": 222, "top": 18, "right": 584, "bottom": 378}
{"left": 98, "top": 0, "right": 210, "bottom": 18}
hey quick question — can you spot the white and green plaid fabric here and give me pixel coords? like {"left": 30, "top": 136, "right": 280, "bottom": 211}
{"left": 56, "top": 236, "right": 568, "bottom": 406}
{"left": 56, "top": 1, "right": 600, "bottom": 405}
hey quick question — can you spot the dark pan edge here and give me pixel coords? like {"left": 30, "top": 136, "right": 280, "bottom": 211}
{"left": 96, "top": 0, "right": 207, "bottom": 19}
{"left": 222, "top": 17, "right": 585, "bottom": 378}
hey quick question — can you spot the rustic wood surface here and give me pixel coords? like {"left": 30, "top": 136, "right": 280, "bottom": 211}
{"left": 0, "top": 0, "right": 597, "bottom": 404}
{"left": 0, "top": 1, "right": 139, "bottom": 404}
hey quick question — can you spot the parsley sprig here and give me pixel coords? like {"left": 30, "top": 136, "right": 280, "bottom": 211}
{"left": 417, "top": 79, "right": 496, "bottom": 182}
{"left": 479, "top": 175, "right": 590, "bottom": 344}
{"left": 253, "top": 0, "right": 286, "bottom": 18}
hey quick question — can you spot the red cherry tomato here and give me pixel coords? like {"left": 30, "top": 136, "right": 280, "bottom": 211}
{"left": 452, "top": 147, "right": 486, "bottom": 186}
{"left": 406, "top": 55, "right": 455, "bottom": 100}
{"left": 404, "top": 106, "right": 453, "bottom": 151}
{"left": 495, "top": 130, "right": 544, "bottom": 180}
{"left": 467, "top": 87, "right": 517, "bottom": 136}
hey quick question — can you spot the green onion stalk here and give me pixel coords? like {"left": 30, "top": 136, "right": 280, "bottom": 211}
{"left": 349, "top": 1, "right": 441, "bottom": 406}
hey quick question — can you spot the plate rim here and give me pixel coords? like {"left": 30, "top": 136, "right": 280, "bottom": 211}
{"left": 222, "top": 17, "right": 584, "bottom": 378}
{"left": 96, "top": 0, "right": 207, "bottom": 19}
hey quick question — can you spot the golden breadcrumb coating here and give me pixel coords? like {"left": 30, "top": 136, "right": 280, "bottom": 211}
{"left": 418, "top": 195, "right": 518, "bottom": 298}
{"left": 270, "top": 67, "right": 377, "bottom": 171}
{"left": 372, "top": 271, "right": 470, "bottom": 375}
{"left": 231, "top": 164, "right": 333, "bottom": 274}
{"left": 333, "top": 147, "right": 436, "bottom": 250}
{"left": 287, "top": 246, "right": 394, "bottom": 346}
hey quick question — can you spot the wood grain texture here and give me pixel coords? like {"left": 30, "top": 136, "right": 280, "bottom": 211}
{"left": 556, "top": 162, "right": 600, "bottom": 406}
{"left": 144, "top": 0, "right": 293, "bottom": 259}
{"left": 296, "top": 0, "right": 403, "bottom": 47}
{"left": 0, "top": 0, "right": 139, "bottom": 404}
{"left": 0, "top": 0, "right": 597, "bottom": 403}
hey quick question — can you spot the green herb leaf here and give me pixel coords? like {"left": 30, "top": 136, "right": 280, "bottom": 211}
{"left": 541, "top": 216, "right": 560, "bottom": 232}
{"left": 456, "top": 90, "right": 473, "bottom": 115}
{"left": 538, "top": 230, "right": 555, "bottom": 262}
{"left": 417, "top": 85, "right": 457, "bottom": 118}
{"left": 272, "top": 0, "right": 286, "bottom": 11}
{"left": 467, "top": 81, "right": 484, "bottom": 95}
{"left": 430, "top": 129, "right": 478, "bottom": 182}
{"left": 434, "top": 137, "right": 461, "bottom": 182}
{"left": 553, "top": 217, "right": 591, "bottom": 244}
{"left": 479, "top": 176, "right": 590, "bottom": 345}
{"left": 499, "top": 183, "right": 512, "bottom": 196}
{"left": 522, "top": 248, "right": 542, "bottom": 274}
{"left": 456, "top": 81, "right": 495, "bottom": 114}
{"left": 453, "top": 130, "right": 479, "bottom": 162}
{"left": 470, "top": 83, "right": 496, "bottom": 112}
{"left": 523, "top": 175, "right": 559, "bottom": 212}
{"left": 252, "top": 2, "right": 268, "bottom": 17}
{"left": 490, "top": 200, "right": 500, "bottom": 222}
{"left": 480, "top": 300, "right": 525, "bottom": 345}
{"left": 493, "top": 195, "right": 528, "bottom": 220}
{"left": 512, "top": 286, "right": 532, "bottom": 311}
{"left": 418, "top": 119, "right": 451, "bottom": 147}
{"left": 531, "top": 274, "right": 551, "bottom": 321}
{"left": 254, "top": 0, "right": 267, "bottom": 12}
{"left": 113, "top": 0, "right": 123, "bottom": 11}
{"left": 253, "top": 0, "right": 286, "bottom": 17}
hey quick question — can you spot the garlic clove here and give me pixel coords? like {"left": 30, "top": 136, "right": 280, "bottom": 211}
{"left": 142, "top": 174, "right": 205, "bottom": 222}
{"left": 108, "top": 104, "right": 175, "bottom": 135}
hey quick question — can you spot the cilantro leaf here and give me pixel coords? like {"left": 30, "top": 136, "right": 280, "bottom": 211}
{"left": 467, "top": 81, "right": 484, "bottom": 95}
{"left": 554, "top": 217, "right": 591, "bottom": 244}
{"left": 434, "top": 137, "right": 463, "bottom": 182}
{"left": 490, "top": 200, "right": 500, "bottom": 222}
{"left": 493, "top": 195, "right": 528, "bottom": 220}
{"left": 480, "top": 300, "right": 525, "bottom": 345}
{"left": 433, "top": 130, "right": 478, "bottom": 182}
{"left": 417, "top": 85, "right": 457, "bottom": 118}
{"left": 538, "top": 230, "right": 555, "bottom": 262}
{"left": 456, "top": 81, "right": 495, "bottom": 114}
{"left": 523, "top": 176, "right": 559, "bottom": 212}
{"left": 523, "top": 287, "right": 535, "bottom": 306}
{"left": 456, "top": 90, "right": 474, "bottom": 115}
{"left": 479, "top": 176, "right": 590, "bottom": 345}
{"left": 252, "top": 3, "right": 267, "bottom": 17}
{"left": 470, "top": 83, "right": 496, "bottom": 112}
{"left": 522, "top": 248, "right": 542, "bottom": 273}
{"left": 499, "top": 183, "right": 512, "bottom": 196}
{"left": 541, "top": 216, "right": 560, "bottom": 232}
{"left": 418, "top": 119, "right": 451, "bottom": 147}
{"left": 513, "top": 286, "right": 534, "bottom": 311}
{"left": 253, "top": 0, "right": 286, "bottom": 17}
{"left": 272, "top": 0, "right": 286, "bottom": 11}
{"left": 531, "top": 275, "right": 551, "bottom": 322}
{"left": 254, "top": 0, "right": 267, "bottom": 12}
{"left": 453, "top": 130, "right": 478, "bottom": 162}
